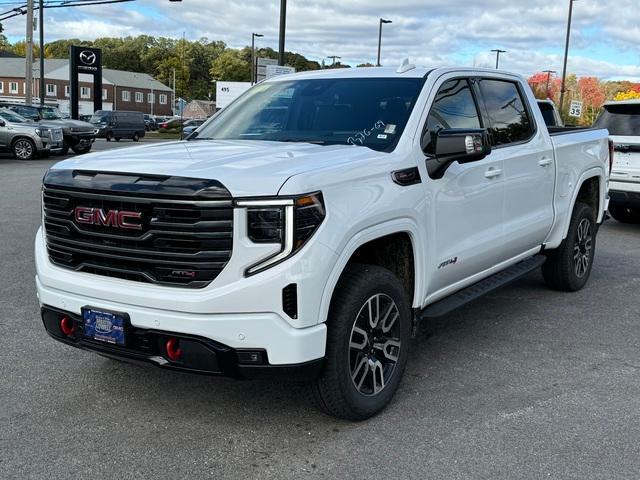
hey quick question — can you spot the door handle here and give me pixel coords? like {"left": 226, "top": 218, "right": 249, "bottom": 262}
{"left": 484, "top": 167, "right": 503, "bottom": 179}
{"left": 538, "top": 157, "right": 553, "bottom": 167}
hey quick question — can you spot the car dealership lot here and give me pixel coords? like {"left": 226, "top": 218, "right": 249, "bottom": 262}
{"left": 1, "top": 147, "right": 639, "bottom": 479}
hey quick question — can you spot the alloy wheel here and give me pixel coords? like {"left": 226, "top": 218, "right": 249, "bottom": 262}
{"left": 573, "top": 218, "right": 592, "bottom": 278}
{"left": 349, "top": 293, "right": 402, "bottom": 396}
{"left": 14, "top": 140, "right": 34, "bottom": 160}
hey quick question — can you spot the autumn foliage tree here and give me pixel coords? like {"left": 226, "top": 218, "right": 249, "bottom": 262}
{"left": 577, "top": 76, "right": 607, "bottom": 125}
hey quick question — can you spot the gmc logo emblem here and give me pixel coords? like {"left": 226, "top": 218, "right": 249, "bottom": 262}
{"left": 74, "top": 207, "right": 142, "bottom": 230}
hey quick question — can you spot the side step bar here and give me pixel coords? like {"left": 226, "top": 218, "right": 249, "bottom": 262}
{"left": 417, "top": 255, "right": 546, "bottom": 320}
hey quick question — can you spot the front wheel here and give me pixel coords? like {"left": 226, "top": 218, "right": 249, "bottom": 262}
{"left": 609, "top": 204, "right": 640, "bottom": 224}
{"left": 105, "top": 132, "right": 113, "bottom": 142}
{"left": 309, "top": 264, "right": 411, "bottom": 421}
{"left": 12, "top": 138, "right": 36, "bottom": 160}
{"left": 132, "top": 133, "right": 140, "bottom": 142}
{"left": 542, "top": 202, "right": 596, "bottom": 291}
{"left": 71, "top": 145, "right": 92, "bottom": 155}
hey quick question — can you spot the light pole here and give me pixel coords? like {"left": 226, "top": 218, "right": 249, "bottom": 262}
{"left": 278, "top": 0, "right": 286, "bottom": 66}
{"left": 559, "top": 0, "right": 577, "bottom": 119}
{"left": 25, "top": 0, "right": 34, "bottom": 106}
{"left": 543, "top": 70, "right": 557, "bottom": 98}
{"left": 38, "top": 0, "right": 44, "bottom": 106}
{"left": 376, "top": 18, "right": 392, "bottom": 67}
{"left": 251, "top": 32, "right": 264, "bottom": 84}
{"left": 491, "top": 49, "right": 506, "bottom": 69}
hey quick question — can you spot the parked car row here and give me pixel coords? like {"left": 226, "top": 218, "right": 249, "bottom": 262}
{"left": 0, "top": 108, "right": 64, "bottom": 160}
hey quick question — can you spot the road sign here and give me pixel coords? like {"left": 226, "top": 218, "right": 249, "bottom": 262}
{"left": 266, "top": 65, "right": 296, "bottom": 79}
{"left": 256, "top": 58, "right": 278, "bottom": 83}
{"left": 216, "top": 81, "right": 252, "bottom": 109}
{"left": 568, "top": 100, "right": 583, "bottom": 118}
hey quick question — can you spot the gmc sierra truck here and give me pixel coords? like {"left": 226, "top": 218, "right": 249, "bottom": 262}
{"left": 36, "top": 65, "right": 611, "bottom": 420}
{"left": 594, "top": 100, "right": 640, "bottom": 223}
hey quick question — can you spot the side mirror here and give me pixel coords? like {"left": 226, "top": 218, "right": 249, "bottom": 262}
{"left": 0, "top": 120, "right": 5, "bottom": 127}
{"left": 425, "top": 128, "right": 492, "bottom": 179}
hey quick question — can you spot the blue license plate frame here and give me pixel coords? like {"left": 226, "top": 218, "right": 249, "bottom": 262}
{"left": 82, "top": 307, "right": 128, "bottom": 346}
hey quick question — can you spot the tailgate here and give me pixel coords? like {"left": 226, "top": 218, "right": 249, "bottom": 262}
{"left": 610, "top": 135, "right": 640, "bottom": 185}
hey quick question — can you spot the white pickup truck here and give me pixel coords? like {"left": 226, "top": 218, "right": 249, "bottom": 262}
{"left": 36, "top": 65, "right": 610, "bottom": 420}
{"left": 594, "top": 100, "right": 640, "bottom": 223}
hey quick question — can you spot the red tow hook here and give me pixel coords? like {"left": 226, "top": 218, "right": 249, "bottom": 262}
{"left": 165, "top": 337, "right": 182, "bottom": 362}
{"left": 60, "top": 316, "right": 75, "bottom": 336}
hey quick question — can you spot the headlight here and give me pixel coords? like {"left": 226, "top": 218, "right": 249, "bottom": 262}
{"left": 35, "top": 128, "right": 46, "bottom": 137}
{"left": 237, "top": 192, "right": 325, "bottom": 275}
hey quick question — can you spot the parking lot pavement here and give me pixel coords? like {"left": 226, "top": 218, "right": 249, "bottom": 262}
{"left": 1, "top": 152, "right": 639, "bottom": 479}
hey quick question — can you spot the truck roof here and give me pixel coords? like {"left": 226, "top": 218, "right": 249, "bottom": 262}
{"left": 263, "top": 65, "right": 524, "bottom": 82}
{"left": 603, "top": 99, "right": 640, "bottom": 106}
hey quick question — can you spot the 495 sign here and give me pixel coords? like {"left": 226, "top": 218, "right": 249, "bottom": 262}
{"left": 568, "top": 100, "right": 584, "bottom": 118}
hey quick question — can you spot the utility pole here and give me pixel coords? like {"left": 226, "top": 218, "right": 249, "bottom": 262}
{"left": 278, "top": 0, "right": 286, "bottom": 66}
{"left": 491, "top": 49, "right": 506, "bottom": 69}
{"left": 38, "top": 0, "right": 44, "bottom": 106}
{"left": 559, "top": 0, "right": 576, "bottom": 119}
{"left": 543, "top": 70, "right": 557, "bottom": 98}
{"left": 327, "top": 55, "right": 341, "bottom": 67}
{"left": 25, "top": 0, "right": 34, "bottom": 105}
{"left": 172, "top": 67, "right": 176, "bottom": 115}
{"left": 376, "top": 18, "right": 392, "bottom": 67}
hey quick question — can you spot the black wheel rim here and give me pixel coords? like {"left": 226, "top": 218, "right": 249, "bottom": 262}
{"left": 573, "top": 218, "right": 592, "bottom": 278}
{"left": 349, "top": 293, "right": 402, "bottom": 396}
{"left": 14, "top": 140, "right": 33, "bottom": 159}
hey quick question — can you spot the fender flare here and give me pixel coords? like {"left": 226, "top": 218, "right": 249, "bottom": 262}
{"left": 317, "top": 218, "right": 425, "bottom": 325}
{"left": 559, "top": 167, "right": 605, "bottom": 241}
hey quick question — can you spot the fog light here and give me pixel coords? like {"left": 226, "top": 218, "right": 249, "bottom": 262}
{"left": 237, "top": 350, "right": 266, "bottom": 365}
{"left": 165, "top": 337, "right": 182, "bottom": 361}
{"left": 60, "top": 316, "right": 75, "bottom": 336}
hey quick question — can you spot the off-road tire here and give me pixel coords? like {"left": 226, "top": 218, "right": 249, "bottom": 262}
{"left": 309, "top": 264, "right": 411, "bottom": 421}
{"left": 542, "top": 202, "right": 596, "bottom": 291}
{"left": 608, "top": 204, "right": 640, "bottom": 224}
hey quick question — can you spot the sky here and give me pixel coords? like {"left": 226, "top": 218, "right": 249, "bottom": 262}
{"left": 2, "top": 0, "right": 640, "bottom": 80}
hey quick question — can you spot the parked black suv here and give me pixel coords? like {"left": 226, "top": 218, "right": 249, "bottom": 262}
{"left": 0, "top": 103, "right": 96, "bottom": 155}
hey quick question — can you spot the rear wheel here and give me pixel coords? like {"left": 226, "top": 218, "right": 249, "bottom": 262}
{"left": 132, "top": 132, "right": 140, "bottom": 142}
{"left": 105, "top": 132, "right": 113, "bottom": 142}
{"left": 115, "top": 137, "right": 121, "bottom": 142}
{"left": 309, "top": 264, "right": 411, "bottom": 421}
{"left": 542, "top": 202, "right": 596, "bottom": 291}
{"left": 12, "top": 138, "right": 36, "bottom": 160}
{"left": 609, "top": 204, "right": 640, "bottom": 224}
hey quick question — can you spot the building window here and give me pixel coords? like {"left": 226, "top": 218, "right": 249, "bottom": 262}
{"left": 65, "top": 85, "right": 70, "bottom": 98}
{"left": 135, "top": 92, "right": 143, "bottom": 103}
{"left": 147, "top": 92, "right": 155, "bottom": 104}
{"left": 122, "top": 90, "right": 130, "bottom": 102}
{"left": 102, "top": 88, "right": 108, "bottom": 101}
{"left": 46, "top": 84, "right": 57, "bottom": 97}
{"left": 159, "top": 94, "right": 167, "bottom": 105}
{"left": 9, "top": 82, "right": 18, "bottom": 94}
{"left": 0, "top": 82, "right": 4, "bottom": 94}
{"left": 81, "top": 87, "right": 91, "bottom": 99}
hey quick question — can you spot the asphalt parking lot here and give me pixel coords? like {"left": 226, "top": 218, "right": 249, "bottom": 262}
{"left": 1, "top": 140, "right": 640, "bottom": 479}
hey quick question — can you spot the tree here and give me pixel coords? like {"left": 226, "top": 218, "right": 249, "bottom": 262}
{"left": 614, "top": 90, "right": 640, "bottom": 101}
{"left": 210, "top": 49, "right": 250, "bottom": 82}
{"left": 577, "top": 76, "right": 606, "bottom": 125}
{"left": 357, "top": 62, "right": 375, "bottom": 68}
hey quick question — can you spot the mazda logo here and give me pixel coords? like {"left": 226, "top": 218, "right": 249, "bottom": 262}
{"left": 79, "top": 50, "right": 97, "bottom": 66}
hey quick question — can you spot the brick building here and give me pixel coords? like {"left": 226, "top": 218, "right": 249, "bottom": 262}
{"left": 0, "top": 57, "right": 173, "bottom": 116}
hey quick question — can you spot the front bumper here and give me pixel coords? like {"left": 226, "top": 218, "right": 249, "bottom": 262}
{"left": 66, "top": 133, "right": 96, "bottom": 146}
{"left": 41, "top": 305, "right": 323, "bottom": 379}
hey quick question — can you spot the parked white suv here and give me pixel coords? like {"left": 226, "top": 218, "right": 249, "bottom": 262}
{"left": 594, "top": 100, "right": 640, "bottom": 223}
{"left": 35, "top": 66, "right": 610, "bottom": 420}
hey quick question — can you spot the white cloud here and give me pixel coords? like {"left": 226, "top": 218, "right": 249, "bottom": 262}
{"left": 2, "top": 0, "right": 638, "bottom": 80}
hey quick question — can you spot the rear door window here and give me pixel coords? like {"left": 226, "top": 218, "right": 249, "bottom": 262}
{"left": 478, "top": 79, "right": 534, "bottom": 146}
{"left": 593, "top": 104, "right": 640, "bottom": 136}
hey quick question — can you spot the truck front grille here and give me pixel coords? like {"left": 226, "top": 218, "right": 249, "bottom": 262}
{"left": 42, "top": 171, "right": 234, "bottom": 288}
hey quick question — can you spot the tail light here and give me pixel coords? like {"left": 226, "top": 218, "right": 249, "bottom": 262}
{"left": 237, "top": 192, "right": 325, "bottom": 275}
{"left": 608, "top": 139, "right": 614, "bottom": 174}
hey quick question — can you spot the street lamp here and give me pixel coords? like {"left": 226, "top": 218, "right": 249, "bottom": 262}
{"left": 278, "top": 0, "right": 286, "bottom": 66}
{"left": 559, "top": 0, "right": 577, "bottom": 119}
{"left": 491, "top": 49, "right": 506, "bottom": 69}
{"left": 543, "top": 70, "right": 557, "bottom": 98}
{"left": 377, "top": 18, "right": 392, "bottom": 67}
{"left": 251, "top": 32, "right": 264, "bottom": 85}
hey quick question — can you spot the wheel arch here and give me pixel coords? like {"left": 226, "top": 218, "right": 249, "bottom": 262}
{"left": 318, "top": 220, "right": 424, "bottom": 325}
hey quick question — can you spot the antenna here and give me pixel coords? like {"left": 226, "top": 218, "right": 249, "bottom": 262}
{"left": 396, "top": 58, "right": 416, "bottom": 74}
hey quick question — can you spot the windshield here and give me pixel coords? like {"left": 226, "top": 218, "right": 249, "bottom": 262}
{"left": 90, "top": 113, "right": 109, "bottom": 124}
{"left": 40, "top": 107, "right": 63, "bottom": 120}
{"left": 195, "top": 77, "right": 426, "bottom": 152}
{"left": 593, "top": 104, "right": 640, "bottom": 136}
{"left": 0, "top": 109, "right": 30, "bottom": 124}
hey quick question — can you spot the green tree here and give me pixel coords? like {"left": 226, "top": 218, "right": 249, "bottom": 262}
{"left": 210, "top": 49, "right": 251, "bottom": 82}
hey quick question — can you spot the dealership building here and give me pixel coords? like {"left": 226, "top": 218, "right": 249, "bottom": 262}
{"left": 0, "top": 57, "right": 173, "bottom": 116}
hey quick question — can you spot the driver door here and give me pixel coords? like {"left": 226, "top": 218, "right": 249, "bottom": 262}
{"left": 421, "top": 77, "right": 506, "bottom": 296}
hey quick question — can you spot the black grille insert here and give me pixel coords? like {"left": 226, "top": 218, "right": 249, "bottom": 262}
{"left": 43, "top": 170, "right": 234, "bottom": 288}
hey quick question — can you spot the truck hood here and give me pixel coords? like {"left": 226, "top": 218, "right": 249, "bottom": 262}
{"left": 41, "top": 119, "right": 95, "bottom": 131}
{"left": 50, "top": 139, "right": 384, "bottom": 196}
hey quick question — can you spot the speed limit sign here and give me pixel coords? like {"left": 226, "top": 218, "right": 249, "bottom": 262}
{"left": 568, "top": 100, "right": 583, "bottom": 118}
